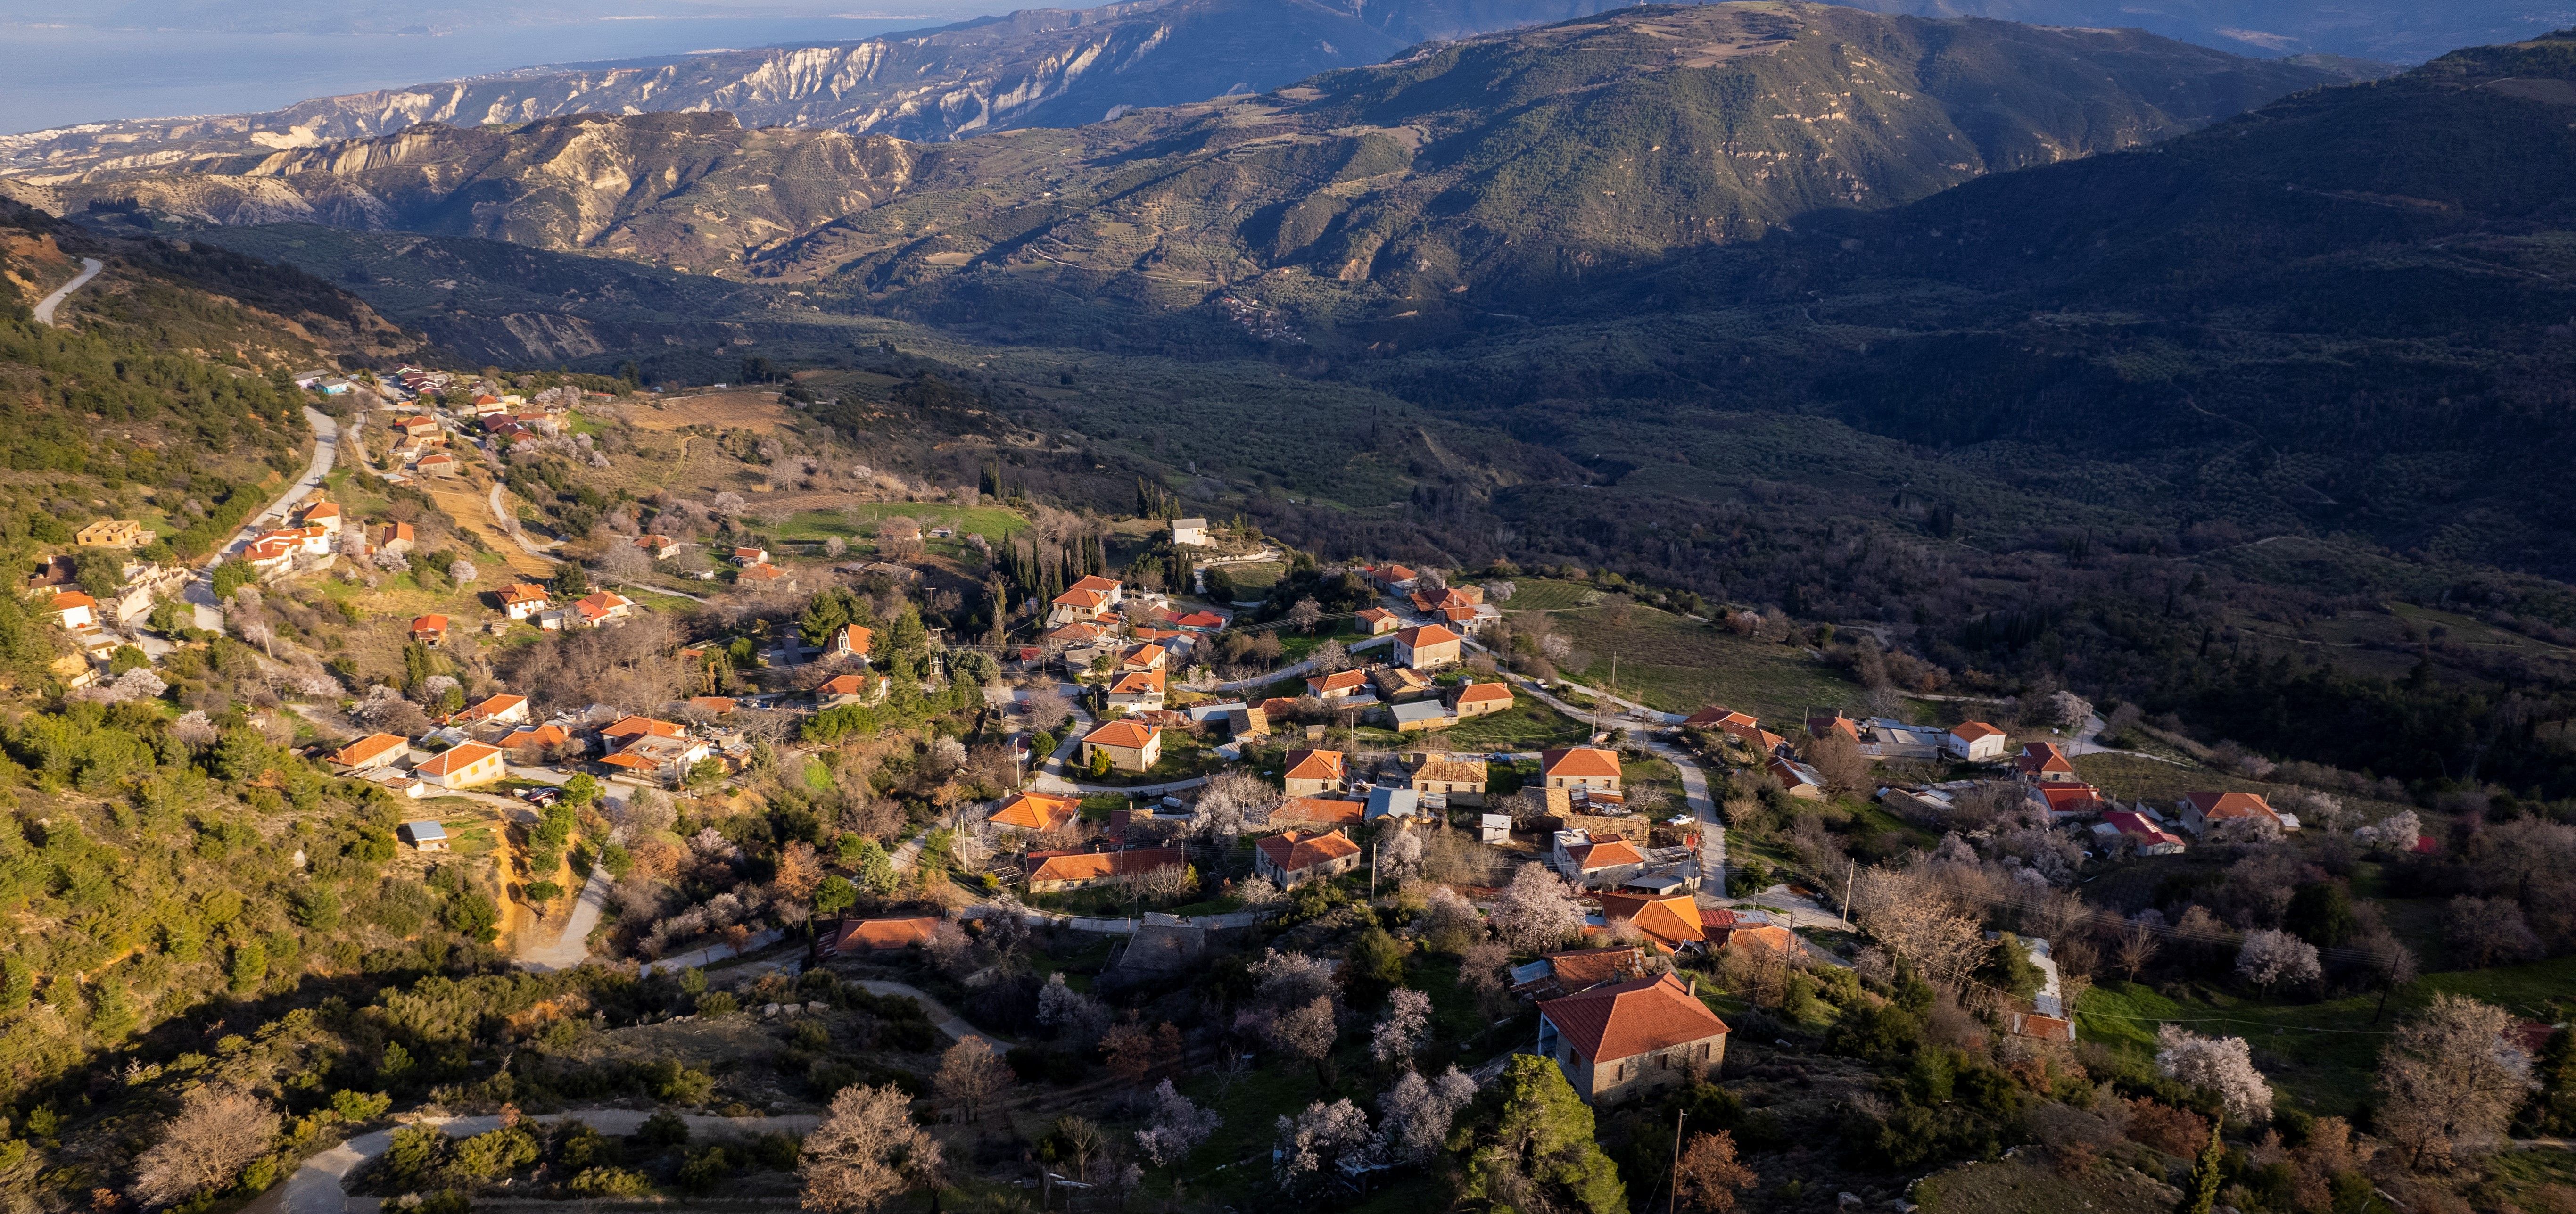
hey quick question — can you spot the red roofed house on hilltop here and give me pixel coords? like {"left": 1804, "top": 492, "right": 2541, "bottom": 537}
{"left": 2178, "top": 791, "right": 2287, "bottom": 836}
{"left": 1541, "top": 747, "right": 1623, "bottom": 793}
{"left": 1081, "top": 719, "right": 1162, "bottom": 773}
{"left": 1254, "top": 829, "right": 1362, "bottom": 888}
{"left": 1306, "top": 669, "right": 1369, "bottom": 701}
{"left": 1048, "top": 576, "right": 1125, "bottom": 627}
{"left": 373, "top": 522, "right": 417, "bottom": 555}
{"left": 1556, "top": 834, "right": 1648, "bottom": 888}
{"left": 1375, "top": 565, "right": 1420, "bottom": 593}
{"left": 828, "top": 917, "right": 943, "bottom": 955}
{"left": 733, "top": 547, "right": 769, "bottom": 566}
{"left": 1267, "top": 796, "right": 1367, "bottom": 830}
{"left": 1537, "top": 973, "right": 1730, "bottom": 1103}
{"left": 574, "top": 591, "right": 635, "bottom": 627}
{"left": 1355, "top": 607, "right": 1401, "bottom": 636}
{"left": 1108, "top": 667, "right": 1168, "bottom": 711}
{"left": 1945, "top": 721, "right": 2008, "bottom": 762}
{"left": 1283, "top": 748, "right": 1347, "bottom": 796}
{"left": 1393, "top": 623, "right": 1463, "bottom": 670}
{"left": 2096, "top": 810, "right": 2187, "bottom": 855}
{"left": 1685, "top": 706, "right": 1783, "bottom": 753}
{"left": 50, "top": 591, "right": 99, "bottom": 631}
{"left": 2028, "top": 782, "right": 2106, "bottom": 820}
{"left": 818, "top": 673, "right": 888, "bottom": 705}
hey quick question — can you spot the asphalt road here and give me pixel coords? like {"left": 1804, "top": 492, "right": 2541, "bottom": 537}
{"left": 32, "top": 257, "right": 100, "bottom": 326}
{"left": 183, "top": 406, "right": 338, "bottom": 631}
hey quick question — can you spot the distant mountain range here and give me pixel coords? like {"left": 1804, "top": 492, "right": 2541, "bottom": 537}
{"left": 0, "top": 0, "right": 1644, "bottom": 172}
{"left": 6, "top": 2, "right": 2361, "bottom": 305}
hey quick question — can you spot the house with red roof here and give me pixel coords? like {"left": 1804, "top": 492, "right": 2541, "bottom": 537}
{"left": 1306, "top": 669, "right": 1370, "bottom": 700}
{"left": 1393, "top": 623, "right": 1462, "bottom": 670}
{"left": 1172, "top": 610, "right": 1228, "bottom": 633}
{"left": 451, "top": 693, "right": 529, "bottom": 727}
{"left": 830, "top": 623, "right": 873, "bottom": 663}
{"left": 1254, "top": 829, "right": 1361, "bottom": 887}
{"left": 989, "top": 792, "right": 1082, "bottom": 835}
{"left": 416, "top": 742, "right": 505, "bottom": 790}
{"left": 1028, "top": 846, "right": 1182, "bottom": 893}
{"left": 2178, "top": 791, "right": 2287, "bottom": 835}
{"left": 1266, "top": 796, "right": 1367, "bottom": 830}
{"left": 1081, "top": 719, "right": 1161, "bottom": 773}
{"left": 1596, "top": 892, "right": 1712, "bottom": 951}
{"left": 1554, "top": 834, "right": 1648, "bottom": 888}
{"left": 1536, "top": 973, "right": 1730, "bottom": 1103}
{"left": 1108, "top": 666, "right": 1168, "bottom": 711}
{"left": 2095, "top": 810, "right": 2187, "bottom": 855}
{"left": 2015, "top": 742, "right": 2079, "bottom": 783}
{"left": 1453, "top": 681, "right": 1514, "bottom": 718}
{"left": 1354, "top": 607, "right": 1400, "bottom": 635}
{"left": 2027, "top": 782, "right": 2106, "bottom": 820}
{"left": 1685, "top": 706, "right": 1784, "bottom": 753}
{"left": 496, "top": 583, "right": 550, "bottom": 620}
{"left": 1541, "top": 747, "right": 1623, "bottom": 792}
{"left": 1283, "top": 748, "right": 1347, "bottom": 796}
{"left": 827, "top": 917, "right": 944, "bottom": 955}
{"left": 50, "top": 591, "right": 99, "bottom": 631}
{"left": 330, "top": 733, "right": 411, "bottom": 772}
{"left": 1945, "top": 721, "right": 2008, "bottom": 761}
{"left": 410, "top": 614, "right": 449, "bottom": 646}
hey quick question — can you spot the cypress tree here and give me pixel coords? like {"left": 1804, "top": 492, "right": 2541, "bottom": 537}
{"left": 2177, "top": 1123, "right": 2224, "bottom": 1214}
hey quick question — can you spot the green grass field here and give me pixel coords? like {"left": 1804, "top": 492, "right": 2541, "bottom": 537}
{"left": 774, "top": 502, "right": 1028, "bottom": 545}
{"left": 1517, "top": 602, "right": 1861, "bottom": 720}
{"left": 1436, "top": 697, "right": 1594, "bottom": 750}
{"left": 1495, "top": 578, "right": 1602, "bottom": 611}
{"left": 2070, "top": 753, "right": 2419, "bottom": 823}
{"left": 2077, "top": 955, "right": 2576, "bottom": 1116}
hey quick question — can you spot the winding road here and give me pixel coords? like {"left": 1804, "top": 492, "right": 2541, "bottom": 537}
{"left": 247, "top": 1109, "right": 823, "bottom": 1214}
{"left": 183, "top": 406, "right": 339, "bottom": 631}
{"left": 32, "top": 257, "right": 100, "bottom": 326}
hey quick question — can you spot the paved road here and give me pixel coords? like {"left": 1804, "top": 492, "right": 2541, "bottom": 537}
{"left": 247, "top": 1109, "right": 823, "bottom": 1214}
{"left": 1502, "top": 658, "right": 1726, "bottom": 886}
{"left": 518, "top": 867, "right": 609, "bottom": 971}
{"left": 488, "top": 482, "right": 562, "bottom": 566}
{"left": 184, "top": 406, "right": 339, "bottom": 631}
{"left": 32, "top": 257, "right": 101, "bottom": 326}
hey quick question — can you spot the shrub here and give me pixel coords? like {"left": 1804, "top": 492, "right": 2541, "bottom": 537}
{"left": 566, "top": 1167, "right": 652, "bottom": 1197}
{"left": 676, "top": 1147, "right": 733, "bottom": 1193}
{"left": 331, "top": 1091, "right": 391, "bottom": 1123}
{"left": 633, "top": 1111, "right": 689, "bottom": 1148}
{"left": 695, "top": 991, "right": 739, "bottom": 1018}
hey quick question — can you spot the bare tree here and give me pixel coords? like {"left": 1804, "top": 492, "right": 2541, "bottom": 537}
{"left": 131, "top": 1085, "right": 280, "bottom": 1206}
{"left": 1267, "top": 995, "right": 1339, "bottom": 1084}
{"left": 1676, "top": 1131, "right": 1759, "bottom": 1214}
{"left": 2375, "top": 994, "right": 2533, "bottom": 1169}
{"left": 932, "top": 1036, "right": 1015, "bottom": 1123}
{"left": 1289, "top": 597, "right": 1323, "bottom": 638}
{"left": 2444, "top": 896, "right": 2543, "bottom": 967}
{"left": 1196, "top": 768, "right": 1279, "bottom": 841}
{"left": 1311, "top": 638, "right": 1350, "bottom": 675}
{"left": 799, "top": 1082, "right": 944, "bottom": 1213}
{"left": 1023, "top": 686, "right": 1075, "bottom": 735}
{"left": 1805, "top": 730, "right": 1872, "bottom": 796}
{"left": 1852, "top": 865, "right": 1990, "bottom": 991}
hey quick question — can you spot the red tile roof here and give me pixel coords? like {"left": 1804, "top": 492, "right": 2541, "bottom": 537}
{"left": 990, "top": 792, "right": 1080, "bottom": 832}
{"left": 1255, "top": 829, "right": 1360, "bottom": 873}
{"left": 834, "top": 917, "right": 942, "bottom": 951}
{"left": 601, "top": 716, "right": 683, "bottom": 740}
{"left": 1455, "top": 682, "right": 1514, "bottom": 707}
{"left": 330, "top": 733, "right": 409, "bottom": 768}
{"left": 1269, "top": 796, "right": 1366, "bottom": 827}
{"left": 1307, "top": 669, "right": 1369, "bottom": 695}
{"left": 1539, "top": 973, "right": 1730, "bottom": 1064}
{"left": 2183, "top": 790, "right": 2279, "bottom": 821}
{"left": 411, "top": 614, "right": 449, "bottom": 634}
{"left": 1084, "top": 719, "right": 1160, "bottom": 750}
{"left": 1395, "top": 623, "right": 1461, "bottom": 648}
{"left": 417, "top": 741, "right": 502, "bottom": 777}
{"left": 1031, "top": 847, "right": 1181, "bottom": 884}
{"left": 1285, "top": 749, "right": 1346, "bottom": 782}
{"left": 1542, "top": 747, "right": 1623, "bottom": 780}
{"left": 1596, "top": 892, "right": 1707, "bottom": 948}
{"left": 1950, "top": 721, "right": 2004, "bottom": 741}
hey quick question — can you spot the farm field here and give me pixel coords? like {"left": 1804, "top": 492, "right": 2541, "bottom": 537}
{"left": 1512, "top": 599, "right": 1861, "bottom": 721}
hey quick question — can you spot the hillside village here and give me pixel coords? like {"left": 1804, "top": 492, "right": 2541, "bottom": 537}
{"left": 2, "top": 360, "right": 2571, "bottom": 1214}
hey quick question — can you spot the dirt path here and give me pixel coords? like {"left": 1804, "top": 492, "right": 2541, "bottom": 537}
{"left": 246, "top": 1109, "right": 822, "bottom": 1214}
{"left": 426, "top": 479, "right": 553, "bottom": 578}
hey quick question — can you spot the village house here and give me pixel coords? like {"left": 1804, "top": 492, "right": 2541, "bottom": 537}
{"left": 1765, "top": 755, "right": 1828, "bottom": 799}
{"left": 1390, "top": 699, "right": 1458, "bottom": 733}
{"left": 329, "top": 733, "right": 410, "bottom": 773}
{"left": 1081, "top": 719, "right": 1162, "bottom": 773}
{"left": 1171, "top": 518, "right": 1210, "bottom": 546}
{"left": 1027, "top": 846, "right": 1183, "bottom": 893}
{"left": 1541, "top": 746, "right": 1623, "bottom": 793}
{"left": 1536, "top": 973, "right": 1730, "bottom": 1104}
{"left": 373, "top": 523, "right": 416, "bottom": 555}
{"left": 1596, "top": 892, "right": 1710, "bottom": 951}
{"left": 2178, "top": 791, "right": 2287, "bottom": 835}
{"left": 1393, "top": 623, "right": 1463, "bottom": 670}
{"left": 738, "top": 563, "right": 791, "bottom": 587}
{"left": 76, "top": 519, "right": 149, "bottom": 548}
{"left": 1945, "top": 721, "right": 2008, "bottom": 761}
{"left": 989, "top": 791, "right": 1081, "bottom": 835}
{"left": 1408, "top": 753, "right": 1489, "bottom": 806}
{"left": 415, "top": 452, "right": 459, "bottom": 476}
{"left": 600, "top": 716, "right": 685, "bottom": 746}
{"left": 1684, "top": 706, "right": 1784, "bottom": 753}
{"left": 1306, "top": 669, "right": 1370, "bottom": 701}
{"left": 1863, "top": 718, "right": 1951, "bottom": 761}
{"left": 686, "top": 696, "right": 735, "bottom": 717}
{"left": 829, "top": 624, "right": 874, "bottom": 664}
{"left": 1254, "top": 829, "right": 1362, "bottom": 887}
{"left": 599, "top": 729, "right": 713, "bottom": 785}
{"left": 2095, "top": 810, "right": 2188, "bottom": 855}
{"left": 415, "top": 741, "right": 505, "bottom": 790}
{"left": 1512, "top": 947, "right": 1650, "bottom": 999}
{"left": 817, "top": 673, "right": 889, "bottom": 706}
{"left": 395, "top": 415, "right": 442, "bottom": 441}
{"left": 500, "top": 723, "right": 572, "bottom": 759}
{"left": 452, "top": 693, "right": 529, "bottom": 728}
{"left": 1355, "top": 607, "right": 1401, "bottom": 636}
{"left": 50, "top": 591, "right": 99, "bottom": 632}
{"left": 1373, "top": 565, "right": 1421, "bottom": 594}
{"left": 1453, "top": 681, "right": 1514, "bottom": 718}
{"left": 410, "top": 614, "right": 449, "bottom": 646}
{"left": 733, "top": 547, "right": 770, "bottom": 566}
{"left": 497, "top": 584, "right": 550, "bottom": 620}
{"left": 1108, "top": 667, "right": 1169, "bottom": 712}
{"left": 2027, "top": 782, "right": 2107, "bottom": 820}
{"left": 1282, "top": 748, "right": 1347, "bottom": 796}
{"left": 573, "top": 591, "right": 636, "bottom": 627}
{"left": 1373, "top": 665, "right": 1436, "bottom": 702}
{"left": 1554, "top": 832, "right": 1649, "bottom": 888}
{"left": 637, "top": 535, "right": 682, "bottom": 559}
{"left": 1048, "top": 575, "right": 1125, "bottom": 627}
{"left": 2015, "top": 742, "right": 2079, "bottom": 783}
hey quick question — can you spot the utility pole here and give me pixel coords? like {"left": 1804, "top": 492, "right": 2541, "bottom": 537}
{"left": 1668, "top": 1108, "right": 1685, "bottom": 1214}
{"left": 1841, "top": 858, "right": 1857, "bottom": 929}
